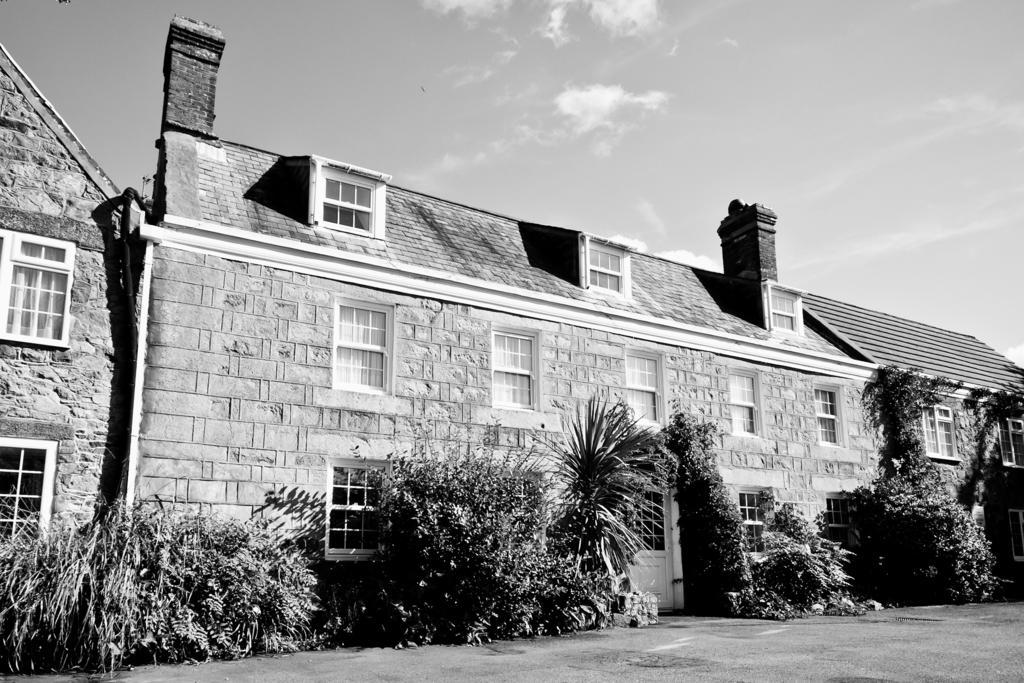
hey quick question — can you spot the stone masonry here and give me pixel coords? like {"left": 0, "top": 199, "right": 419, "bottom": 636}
{"left": 136, "top": 246, "right": 875, "bottom": 530}
{"left": 0, "top": 49, "right": 125, "bottom": 519}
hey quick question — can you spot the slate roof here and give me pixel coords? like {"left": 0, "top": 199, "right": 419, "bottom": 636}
{"left": 177, "top": 137, "right": 1023, "bottom": 390}
{"left": 803, "top": 294, "right": 1024, "bottom": 390}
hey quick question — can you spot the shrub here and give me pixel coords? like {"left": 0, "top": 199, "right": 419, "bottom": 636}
{"left": 547, "top": 396, "right": 674, "bottom": 583}
{"left": 0, "top": 506, "right": 317, "bottom": 674}
{"left": 850, "top": 471, "right": 996, "bottom": 605}
{"left": 662, "top": 411, "right": 749, "bottom": 615}
{"left": 735, "top": 502, "right": 852, "bottom": 620}
{"left": 356, "top": 449, "right": 609, "bottom": 646}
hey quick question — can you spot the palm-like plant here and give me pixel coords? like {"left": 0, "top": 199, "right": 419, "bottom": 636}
{"left": 547, "top": 395, "right": 671, "bottom": 583}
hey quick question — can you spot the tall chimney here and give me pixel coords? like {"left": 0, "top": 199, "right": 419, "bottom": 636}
{"left": 717, "top": 199, "right": 778, "bottom": 281}
{"left": 161, "top": 16, "right": 226, "bottom": 139}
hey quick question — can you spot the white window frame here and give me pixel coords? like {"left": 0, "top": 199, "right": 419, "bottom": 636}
{"left": 738, "top": 490, "right": 766, "bottom": 553}
{"left": 0, "top": 436, "right": 57, "bottom": 536}
{"left": 922, "top": 405, "right": 957, "bottom": 461}
{"left": 814, "top": 385, "right": 843, "bottom": 446}
{"left": 309, "top": 157, "right": 389, "bottom": 240}
{"left": 728, "top": 370, "right": 761, "bottom": 437}
{"left": 762, "top": 281, "right": 803, "bottom": 335}
{"left": 492, "top": 328, "right": 540, "bottom": 411}
{"left": 625, "top": 350, "right": 664, "bottom": 424}
{"left": 332, "top": 299, "right": 393, "bottom": 395}
{"left": 581, "top": 236, "right": 630, "bottom": 298}
{"left": 325, "top": 457, "right": 389, "bottom": 561}
{"left": 0, "top": 230, "right": 75, "bottom": 347}
{"left": 824, "top": 495, "right": 851, "bottom": 546}
{"left": 999, "top": 418, "right": 1024, "bottom": 467}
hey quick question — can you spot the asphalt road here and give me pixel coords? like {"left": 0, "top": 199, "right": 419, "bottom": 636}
{"left": 12, "top": 603, "right": 1024, "bottom": 682}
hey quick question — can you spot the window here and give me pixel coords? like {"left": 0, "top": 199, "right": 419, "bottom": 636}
{"left": 0, "top": 437, "right": 57, "bottom": 538}
{"left": 334, "top": 301, "right": 392, "bottom": 393}
{"left": 922, "top": 405, "right": 956, "bottom": 459}
{"left": 825, "top": 497, "right": 851, "bottom": 546}
{"left": 310, "top": 158, "right": 389, "bottom": 239}
{"left": 729, "top": 373, "right": 758, "bottom": 436}
{"left": 326, "top": 459, "right": 387, "bottom": 559}
{"left": 739, "top": 492, "right": 765, "bottom": 553}
{"left": 585, "top": 240, "right": 629, "bottom": 296}
{"left": 636, "top": 490, "right": 666, "bottom": 552}
{"left": 492, "top": 331, "right": 538, "bottom": 410}
{"left": 999, "top": 418, "right": 1024, "bottom": 467}
{"left": 0, "top": 230, "right": 75, "bottom": 346}
{"left": 763, "top": 282, "right": 802, "bottom": 334}
{"left": 815, "top": 388, "right": 840, "bottom": 445}
{"left": 626, "top": 352, "right": 661, "bottom": 422}
{"left": 1010, "top": 510, "right": 1024, "bottom": 562}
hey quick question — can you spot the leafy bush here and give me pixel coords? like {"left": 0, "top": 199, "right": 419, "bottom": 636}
{"left": 355, "top": 450, "right": 610, "bottom": 646}
{"left": 734, "top": 502, "right": 852, "bottom": 620}
{"left": 0, "top": 506, "right": 317, "bottom": 674}
{"left": 547, "top": 396, "right": 673, "bottom": 582}
{"left": 850, "top": 471, "right": 996, "bottom": 605}
{"left": 662, "top": 411, "right": 749, "bottom": 615}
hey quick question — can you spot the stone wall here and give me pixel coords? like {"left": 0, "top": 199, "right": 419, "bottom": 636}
{"left": 0, "top": 58, "right": 126, "bottom": 519}
{"left": 137, "top": 246, "right": 877, "bottom": 531}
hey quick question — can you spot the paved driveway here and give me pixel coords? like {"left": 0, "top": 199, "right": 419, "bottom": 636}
{"left": 12, "top": 603, "right": 1024, "bottom": 682}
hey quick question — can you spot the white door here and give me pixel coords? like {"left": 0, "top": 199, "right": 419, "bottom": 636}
{"left": 630, "top": 491, "right": 674, "bottom": 611}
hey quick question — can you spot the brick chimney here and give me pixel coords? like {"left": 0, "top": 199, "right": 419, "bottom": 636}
{"left": 161, "top": 16, "right": 225, "bottom": 138}
{"left": 717, "top": 199, "right": 778, "bottom": 281}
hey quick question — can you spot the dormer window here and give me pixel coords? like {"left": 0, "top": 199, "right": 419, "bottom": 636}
{"left": 763, "top": 282, "right": 803, "bottom": 334}
{"left": 583, "top": 237, "right": 630, "bottom": 297}
{"left": 309, "top": 156, "right": 390, "bottom": 240}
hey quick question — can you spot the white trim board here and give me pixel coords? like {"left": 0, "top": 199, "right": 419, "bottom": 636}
{"left": 142, "top": 216, "right": 878, "bottom": 381}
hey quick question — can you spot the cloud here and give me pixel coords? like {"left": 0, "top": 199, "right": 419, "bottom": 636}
{"left": 1006, "top": 343, "right": 1024, "bottom": 368}
{"left": 923, "top": 94, "right": 1024, "bottom": 132}
{"left": 554, "top": 83, "right": 669, "bottom": 155}
{"left": 443, "top": 40, "right": 519, "bottom": 87}
{"left": 540, "top": 0, "right": 661, "bottom": 45}
{"left": 667, "top": 39, "right": 679, "bottom": 57}
{"left": 720, "top": 37, "right": 739, "bottom": 48}
{"left": 656, "top": 249, "right": 720, "bottom": 272}
{"left": 606, "top": 234, "right": 648, "bottom": 252}
{"left": 636, "top": 198, "right": 667, "bottom": 234}
{"left": 421, "top": 0, "right": 513, "bottom": 20}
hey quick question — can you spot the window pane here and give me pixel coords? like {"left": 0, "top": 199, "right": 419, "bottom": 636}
{"left": 627, "top": 389, "right": 657, "bottom": 421}
{"left": 338, "top": 306, "right": 386, "bottom": 347}
{"left": 355, "top": 186, "right": 372, "bottom": 208}
{"left": 772, "top": 313, "right": 795, "bottom": 330}
{"left": 338, "top": 208, "right": 355, "bottom": 228}
{"left": 771, "top": 290, "right": 796, "bottom": 314}
{"left": 336, "top": 348, "right": 385, "bottom": 388}
{"left": 729, "top": 375, "right": 755, "bottom": 404}
{"left": 1011, "top": 511, "right": 1024, "bottom": 559}
{"left": 20, "top": 241, "right": 66, "bottom": 262}
{"left": 923, "top": 412, "right": 939, "bottom": 453}
{"left": 494, "top": 371, "right": 532, "bottom": 407}
{"left": 323, "top": 204, "right": 339, "bottom": 224}
{"left": 340, "top": 182, "right": 356, "bottom": 205}
{"left": 938, "top": 419, "right": 955, "bottom": 458}
{"left": 1011, "top": 422, "right": 1024, "bottom": 466}
{"left": 818, "top": 416, "right": 838, "bottom": 444}
{"left": 589, "top": 248, "right": 621, "bottom": 273}
{"left": 731, "top": 405, "right": 755, "bottom": 434}
{"left": 815, "top": 390, "right": 837, "bottom": 416}
{"left": 627, "top": 356, "right": 657, "bottom": 389}
{"left": 353, "top": 210, "right": 371, "bottom": 231}
{"left": 494, "top": 334, "right": 532, "bottom": 372}
{"left": 325, "top": 179, "right": 341, "bottom": 201}
{"left": 7, "top": 266, "right": 67, "bottom": 340}
{"left": 636, "top": 491, "right": 665, "bottom": 551}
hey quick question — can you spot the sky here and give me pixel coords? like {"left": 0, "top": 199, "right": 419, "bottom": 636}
{"left": 2, "top": 0, "right": 1023, "bottom": 365}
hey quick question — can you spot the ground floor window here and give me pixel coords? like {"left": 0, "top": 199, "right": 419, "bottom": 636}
{"left": 325, "top": 459, "right": 388, "bottom": 560}
{"left": 0, "top": 437, "right": 57, "bottom": 537}
{"left": 738, "top": 491, "right": 765, "bottom": 553}
{"left": 1010, "top": 509, "right": 1024, "bottom": 562}
{"left": 825, "top": 496, "right": 852, "bottom": 546}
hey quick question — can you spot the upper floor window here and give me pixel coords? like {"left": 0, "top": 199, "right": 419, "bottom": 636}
{"left": 922, "top": 405, "right": 956, "bottom": 460}
{"left": 729, "top": 372, "right": 759, "bottom": 436}
{"left": 1000, "top": 418, "right": 1024, "bottom": 467}
{"left": 584, "top": 238, "right": 630, "bottom": 297}
{"left": 625, "top": 352, "right": 661, "bottom": 422}
{"left": 738, "top": 491, "right": 765, "bottom": 553}
{"left": 0, "top": 230, "right": 75, "bottom": 346}
{"left": 815, "top": 388, "right": 840, "bottom": 445}
{"left": 334, "top": 301, "right": 392, "bottom": 393}
{"left": 493, "top": 330, "right": 538, "bottom": 410}
{"left": 326, "top": 459, "right": 387, "bottom": 560}
{"left": 310, "top": 157, "right": 389, "bottom": 239}
{"left": 0, "top": 437, "right": 57, "bottom": 538}
{"left": 763, "top": 282, "right": 803, "bottom": 334}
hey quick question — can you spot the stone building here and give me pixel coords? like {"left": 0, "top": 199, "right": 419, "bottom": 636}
{"left": 0, "top": 43, "right": 137, "bottom": 533}
{"left": 123, "top": 17, "right": 1024, "bottom": 607}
